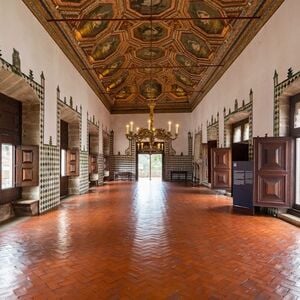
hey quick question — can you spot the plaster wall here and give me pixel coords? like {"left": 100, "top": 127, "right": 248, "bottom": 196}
{"left": 111, "top": 113, "right": 192, "bottom": 155}
{"left": 0, "top": 0, "right": 110, "bottom": 152}
{"left": 191, "top": 0, "right": 300, "bottom": 144}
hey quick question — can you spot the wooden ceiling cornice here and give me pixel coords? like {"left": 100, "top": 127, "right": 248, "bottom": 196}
{"left": 22, "top": 0, "right": 284, "bottom": 114}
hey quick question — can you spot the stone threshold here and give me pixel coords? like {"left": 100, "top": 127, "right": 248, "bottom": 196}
{"left": 278, "top": 213, "right": 300, "bottom": 227}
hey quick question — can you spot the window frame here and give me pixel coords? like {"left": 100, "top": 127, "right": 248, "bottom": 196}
{"left": 290, "top": 94, "right": 300, "bottom": 137}
{"left": 0, "top": 143, "right": 16, "bottom": 190}
{"left": 290, "top": 94, "right": 300, "bottom": 210}
{"left": 231, "top": 118, "right": 250, "bottom": 145}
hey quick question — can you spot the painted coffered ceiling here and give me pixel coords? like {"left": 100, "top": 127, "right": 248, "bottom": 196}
{"left": 23, "top": 0, "right": 283, "bottom": 113}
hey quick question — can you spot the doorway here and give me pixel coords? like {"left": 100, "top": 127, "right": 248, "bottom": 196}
{"left": 0, "top": 95, "right": 22, "bottom": 204}
{"left": 231, "top": 118, "right": 250, "bottom": 162}
{"left": 60, "top": 120, "right": 69, "bottom": 198}
{"left": 207, "top": 140, "right": 217, "bottom": 184}
{"left": 138, "top": 154, "right": 162, "bottom": 181}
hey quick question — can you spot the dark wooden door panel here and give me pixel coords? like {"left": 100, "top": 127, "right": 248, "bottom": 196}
{"left": 253, "top": 137, "right": 294, "bottom": 208}
{"left": 16, "top": 145, "right": 39, "bottom": 187}
{"left": 212, "top": 170, "right": 231, "bottom": 189}
{"left": 211, "top": 148, "right": 232, "bottom": 190}
{"left": 257, "top": 142, "right": 287, "bottom": 171}
{"left": 60, "top": 176, "right": 68, "bottom": 198}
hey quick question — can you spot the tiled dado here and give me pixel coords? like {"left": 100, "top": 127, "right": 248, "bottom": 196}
{"left": 80, "top": 151, "right": 89, "bottom": 194}
{"left": 98, "top": 154, "right": 104, "bottom": 185}
{"left": 40, "top": 145, "right": 60, "bottom": 213}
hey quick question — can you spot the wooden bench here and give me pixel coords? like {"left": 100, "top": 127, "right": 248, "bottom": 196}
{"left": 114, "top": 172, "right": 133, "bottom": 181}
{"left": 13, "top": 200, "right": 39, "bottom": 216}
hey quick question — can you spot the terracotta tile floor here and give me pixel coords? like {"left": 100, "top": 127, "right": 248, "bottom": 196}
{"left": 0, "top": 181, "right": 300, "bottom": 299}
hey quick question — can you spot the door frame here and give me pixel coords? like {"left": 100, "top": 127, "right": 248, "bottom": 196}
{"left": 136, "top": 151, "right": 164, "bottom": 181}
{"left": 290, "top": 93, "right": 300, "bottom": 209}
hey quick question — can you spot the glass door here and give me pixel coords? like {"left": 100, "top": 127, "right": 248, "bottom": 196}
{"left": 138, "top": 154, "right": 162, "bottom": 180}
{"left": 138, "top": 154, "right": 150, "bottom": 179}
{"left": 150, "top": 154, "right": 162, "bottom": 180}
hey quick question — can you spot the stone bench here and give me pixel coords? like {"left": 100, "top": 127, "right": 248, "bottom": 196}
{"left": 13, "top": 200, "right": 39, "bottom": 216}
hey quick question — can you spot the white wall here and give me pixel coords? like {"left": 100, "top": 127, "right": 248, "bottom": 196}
{"left": 111, "top": 113, "right": 192, "bottom": 155}
{"left": 0, "top": 0, "right": 110, "bottom": 151}
{"left": 192, "top": 0, "right": 300, "bottom": 144}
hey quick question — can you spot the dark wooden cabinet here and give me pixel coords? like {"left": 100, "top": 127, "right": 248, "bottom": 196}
{"left": 253, "top": 137, "right": 294, "bottom": 208}
{"left": 211, "top": 148, "right": 232, "bottom": 190}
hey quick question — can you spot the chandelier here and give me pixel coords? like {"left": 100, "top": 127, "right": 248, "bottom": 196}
{"left": 125, "top": 100, "right": 179, "bottom": 152}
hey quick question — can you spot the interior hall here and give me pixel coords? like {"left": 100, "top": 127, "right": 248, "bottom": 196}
{"left": 0, "top": 0, "right": 300, "bottom": 299}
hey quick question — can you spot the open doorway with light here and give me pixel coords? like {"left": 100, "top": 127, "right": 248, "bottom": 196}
{"left": 138, "top": 153, "right": 163, "bottom": 181}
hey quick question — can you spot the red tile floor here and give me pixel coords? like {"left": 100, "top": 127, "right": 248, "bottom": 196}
{"left": 0, "top": 180, "right": 300, "bottom": 299}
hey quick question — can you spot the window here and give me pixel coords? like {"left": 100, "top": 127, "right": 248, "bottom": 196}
{"left": 231, "top": 119, "right": 249, "bottom": 144}
{"left": 243, "top": 123, "right": 250, "bottom": 141}
{"left": 1, "top": 144, "right": 14, "bottom": 189}
{"left": 61, "top": 149, "right": 67, "bottom": 176}
{"left": 296, "top": 138, "right": 300, "bottom": 205}
{"left": 294, "top": 102, "right": 300, "bottom": 129}
{"left": 233, "top": 126, "right": 242, "bottom": 143}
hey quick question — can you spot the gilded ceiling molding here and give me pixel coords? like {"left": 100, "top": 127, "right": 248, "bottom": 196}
{"left": 22, "top": 0, "right": 284, "bottom": 114}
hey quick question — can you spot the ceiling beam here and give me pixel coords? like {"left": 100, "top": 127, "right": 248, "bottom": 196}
{"left": 95, "top": 90, "right": 203, "bottom": 96}
{"left": 47, "top": 16, "right": 261, "bottom": 22}
{"left": 83, "top": 64, "right": 224, "bottom": 71}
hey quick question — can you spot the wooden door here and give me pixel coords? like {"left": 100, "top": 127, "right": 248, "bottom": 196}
{"left": 253, "top": 137, "right": 294, "bottom": 208}
{"left": 211, "top": 148, "right": 232, "bottom": 190}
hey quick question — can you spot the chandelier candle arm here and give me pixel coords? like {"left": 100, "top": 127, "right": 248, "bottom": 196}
{"left": 168, "top": 121, "right": 172, "bottom": 132}
{"left": 125, "top": 101, "right": 179, "bottom": 152}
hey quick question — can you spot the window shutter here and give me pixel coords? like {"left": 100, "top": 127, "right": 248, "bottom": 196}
{"left": 16, "top": 145, "right": 39, "bottom": 187}
{"left": 89, "top": 154, "right": 98, "bottom": 174}
{"left": 67, "top": 148, "right": 79, "bottom": 176}
{"left": 253, "top": 137, "right": 294, "bottom": 208}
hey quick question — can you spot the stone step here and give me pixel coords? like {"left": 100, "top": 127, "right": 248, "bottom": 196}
{"left": 278, "top": 213, "right": 300, "bottom": 227}
{"left": 13, "top": 200, "right": 39, "bottom": 217}
{"left": 288, "top": 208, "right": 300, "bottom": 218}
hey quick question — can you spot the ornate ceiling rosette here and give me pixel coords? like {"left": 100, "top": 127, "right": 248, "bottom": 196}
{"left": 23, "top": 0, "right": 284, "bottom": 113}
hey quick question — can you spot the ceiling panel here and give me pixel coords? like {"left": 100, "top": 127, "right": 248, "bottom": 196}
{"left": 23, "top": 0, "right": 284, "bottom": 113}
